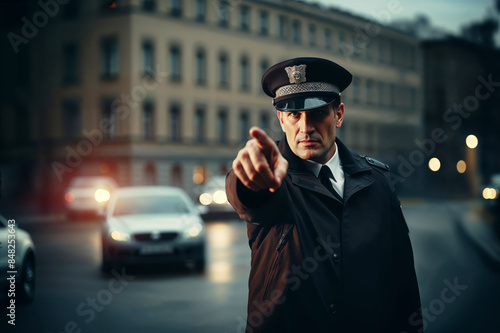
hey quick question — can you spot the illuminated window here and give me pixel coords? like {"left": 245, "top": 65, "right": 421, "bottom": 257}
{"left": 193, "top": 165, "right": 207, "bottom": 184}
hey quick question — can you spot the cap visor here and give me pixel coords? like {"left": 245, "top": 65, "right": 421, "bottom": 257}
{"left": 275, "top": 96, "right": 338, "bottom": 111}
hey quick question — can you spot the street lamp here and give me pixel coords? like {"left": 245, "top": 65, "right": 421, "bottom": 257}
{"left": 428, "top": 157, "right": 441, "bottom": 172}
{"left": 465, "top": 134, "right": 479, "bottom": 197}
{"left": 456, "top": 160, "right": 466, "bottom": 174}
{"left": 466, "top": 135, "right": 478, "bottom": 149}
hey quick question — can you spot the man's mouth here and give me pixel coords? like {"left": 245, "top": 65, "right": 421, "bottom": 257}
{"left": 299, "top": 140, "right": 319, "bottom": 147}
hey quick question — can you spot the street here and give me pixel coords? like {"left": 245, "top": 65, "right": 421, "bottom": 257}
{"left": 3, "top": 202, "right": 500, "bottom": 333}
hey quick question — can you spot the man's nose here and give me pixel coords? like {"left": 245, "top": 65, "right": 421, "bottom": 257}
{"left": 299, "top": 113, "right": 315, "bottom": 133}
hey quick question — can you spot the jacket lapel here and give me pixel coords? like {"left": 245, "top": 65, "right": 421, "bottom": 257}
{"left": 336, "top": 139, "right": 374, "bottom": 203}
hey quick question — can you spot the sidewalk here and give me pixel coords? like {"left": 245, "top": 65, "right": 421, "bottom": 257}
{"left": 453, "top": 201, "right": 500, "bottom": 265}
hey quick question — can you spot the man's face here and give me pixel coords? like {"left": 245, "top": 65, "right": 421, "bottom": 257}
{"left": 277, "top": 103, "right": 344, "bottom": 164}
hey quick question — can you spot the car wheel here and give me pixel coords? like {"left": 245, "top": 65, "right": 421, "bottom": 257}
{"left": 18, "top": 253, "right": 35, "bottom": 303}
{"left": 194, "top": 259, "right": 206, "bottom": 273}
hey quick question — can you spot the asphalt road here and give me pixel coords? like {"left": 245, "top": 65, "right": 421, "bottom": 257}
{"left": 3, "top": 202, "right": 500, "bottom": 333}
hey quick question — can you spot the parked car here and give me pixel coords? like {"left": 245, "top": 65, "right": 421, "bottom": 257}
{"left": 195, "top": 176, "right": 234, "bottom": 213}
{"left": 101, "top": 186, "right": 206, "bottom": 272}
{"left": 482, "top": 173, "right": 500, "bottom": 233}
{"left": 0, "top": 214, "right": 36, "bottom": 304}
{"left": 64, "top": 176, "right": 118, "bottom": 219}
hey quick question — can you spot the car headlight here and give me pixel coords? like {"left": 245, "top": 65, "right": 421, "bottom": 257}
{"left": 199, "top": 193, "right": 212, "bottom": 206}
{"left": 95, "top": 189, "right": 111, "bottom": 203}
{"left": 183, "top": 223, "right": 204, "bottom": 239}
{"left": 110, "top": 230, "right": 130, "bottom": 242}
{"left": 483, "top": 188, "right": 499, "bottom": 200}
{"left": 213, "top": 190, "right": 227, "bottom": 204}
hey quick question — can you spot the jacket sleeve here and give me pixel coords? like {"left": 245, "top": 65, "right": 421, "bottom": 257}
{"left": 386, "top": 193, "right": 424, "bottom": 333}
{"left": 225, "top": 169, "right": 288, "bottom": 225}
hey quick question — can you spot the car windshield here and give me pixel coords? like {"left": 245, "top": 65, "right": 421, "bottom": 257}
{"left": 112, "top": 195, "right": 192, "bottom": 216}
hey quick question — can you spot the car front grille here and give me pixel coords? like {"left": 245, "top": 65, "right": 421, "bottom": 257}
{"left": 133, "top": 232, "right": 178, "bottom": 242}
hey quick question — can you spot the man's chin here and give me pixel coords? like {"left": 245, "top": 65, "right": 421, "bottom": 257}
{"left": 296, "top": 148, "right": 322, "bottom": 160}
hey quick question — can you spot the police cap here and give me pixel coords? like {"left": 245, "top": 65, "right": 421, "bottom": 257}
{"left": 261, "top": 57, "right": 352, "bottom": 111}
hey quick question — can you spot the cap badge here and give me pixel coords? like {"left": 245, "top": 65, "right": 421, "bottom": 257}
{"left": 285, "top": 65, "right": 307, "bottom": 84}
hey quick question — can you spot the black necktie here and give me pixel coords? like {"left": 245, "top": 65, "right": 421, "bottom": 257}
{"left": 319, "top": 165, "right": 342, "bottom": 202}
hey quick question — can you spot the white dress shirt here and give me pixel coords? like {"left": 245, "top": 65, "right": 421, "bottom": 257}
{"left": 303, "top": 142, "right": 345, "bottom": 198}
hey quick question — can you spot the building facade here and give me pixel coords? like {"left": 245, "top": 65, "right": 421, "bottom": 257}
{"left": 0, "top": 0, "right": 423, "bottom": 209}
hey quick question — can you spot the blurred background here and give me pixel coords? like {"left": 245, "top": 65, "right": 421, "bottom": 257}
{"left": 0, "top": 0, "right": 499, "bottom": 332}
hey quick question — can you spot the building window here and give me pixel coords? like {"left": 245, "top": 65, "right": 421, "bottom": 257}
{"left": 195, "top": 0, "right": 206, "bottom": 22}
{"left": 195, "top": 49, "right": 206, "bottom": 85}
{"left": 218, "top": 53, "right": 229, "bottom": 88}
{"left": 389, "top": 83, "right": 395, "bottom": 106}
{"left": 239, "top": 112, "right": 249, "bottom": 143}
{"left": 217, "top": 1, "right": 229, "bottom": 28}
{"left": 62, "top": 98, "right": 81, "bottom": 139}
{"left": 217, "top": 110, "right": 228, "bottom": 144}
{"left": 260, "top": 59, "right": 269, "bottom": 78}
{"left": 142, "top": 0, "right": 155, "bottom": 11}
{"left": 365, "top": 80, "right": 373, "bottom": 104}
{"left": 259, "top": 112, "right": 269, "bottom": 131}
{"left": 292, "top": 20, "right": 301, "bottom": 44}
{"left": 142, "top": 41, "right": 154, "bottom": 76}
{"left": 170, "top": 0, "right": 182, "bottom": 17}
{"left": 410, "top": 87, "right": 416, "bottom": 109}
{"left": 258, "top": 10, "right": 269, "bottom": 36}
{"left": 276, "top": 15, "right": 287, "bottom": 39}
{"left": 101, "top": 98, "right": 116, "bottom": 139}
{"left": 63, "top": 42, "right": 79, "bottom": 84}
{"left": 100, "top": 36, "right": 118, "bottom": 79}
{"left": 170, "top": 45, "right": 181, "bottom": 81}
{"left": 239, "top": 6, "right": 250, "bottom": 32}
{"left": 144, "top": 163, "right": 156, "bottom": 185}
{"left": 378, "top": 82, "right": 385, "bottom": 106}
{"left": 143, "top": 101, "right": 154, "bottom": 140}
{"left": 171, "top": 164, "right": 183, "bottom": 188}
{"left": 240, "top": 56, "right": 250, "bottom": 91}
{"left": 338, "top": 32, "right": 346, "bottom": 54}
{"left": 324, "top": 29, "right": 331, "bottom": 50}
{"left": 170, "top": 104, "right": 181, "bottom": 142}
{"left": 194, "top": 107, "right": 205, "bottom": 143}
{"left": 308, "top": 24, "right": 316, "bottom": 46}
{"left": 352, "top": 78, "right": 359, "bottom": 103}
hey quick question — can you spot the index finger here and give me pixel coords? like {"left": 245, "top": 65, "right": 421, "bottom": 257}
{"left": 249, "top": 126, "right": 276, "bottom": 151}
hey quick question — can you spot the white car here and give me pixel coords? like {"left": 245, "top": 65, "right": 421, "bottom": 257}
{"left": 101, "top": 187, "right": 206, "bottom": 272}
{"left": 64, "top": 176, "right": 118, "bottom": 218}
{"left": 0, "top": 214, "right": 36, "bottom": 303}
{"left": 195, "top": 176, "right": 234, "bottom": 213}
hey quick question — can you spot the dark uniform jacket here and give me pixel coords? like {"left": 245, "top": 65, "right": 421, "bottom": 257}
{"left": 226, "top": 136, "right": 423, "bottom": 333}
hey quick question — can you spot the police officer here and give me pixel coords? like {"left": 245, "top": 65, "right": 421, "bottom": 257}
{"left": 226, "top": 57, "right": 423, "bottom": 333}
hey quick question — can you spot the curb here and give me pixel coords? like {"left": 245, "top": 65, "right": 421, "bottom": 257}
{"left": 455, "top": 209, "right": 500, "bottom": 266}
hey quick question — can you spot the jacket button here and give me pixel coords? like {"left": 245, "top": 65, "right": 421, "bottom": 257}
{"left": 332, "top": 253, "right": 340, "bottom": 263}
{"left": 330, "top": 304, "right": 337, "bottom": 314}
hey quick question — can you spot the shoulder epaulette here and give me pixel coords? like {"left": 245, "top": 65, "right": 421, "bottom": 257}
{"left": 364, "top": 156, "right": 390, "bottom": 171}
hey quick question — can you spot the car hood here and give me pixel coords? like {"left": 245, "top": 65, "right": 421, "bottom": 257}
{"left": 108, "top": 214, "right": 201, "bottom": 233}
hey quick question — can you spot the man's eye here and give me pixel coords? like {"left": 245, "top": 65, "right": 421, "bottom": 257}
{"left": 289, "top": 112, "right": 299, "bottom": 117}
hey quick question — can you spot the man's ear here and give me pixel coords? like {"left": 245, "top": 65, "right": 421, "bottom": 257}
{"left": 336, "top": 104, "right": 345, "bottom": 129}
{"left": 277, "top": 110, "right": 285, "bottom": 132}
